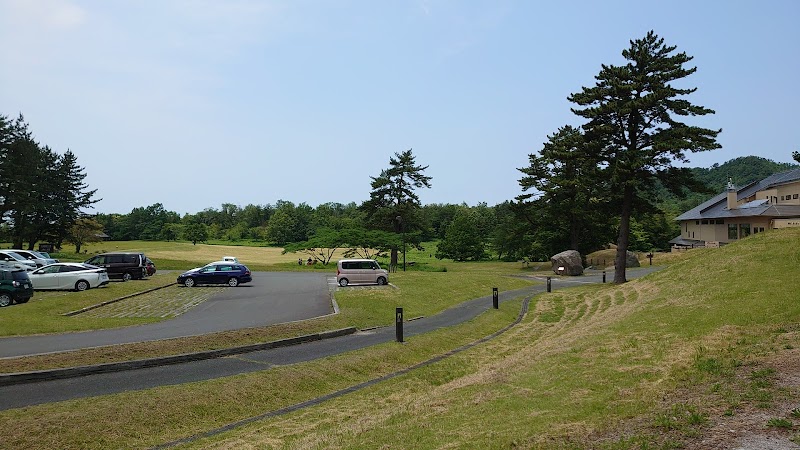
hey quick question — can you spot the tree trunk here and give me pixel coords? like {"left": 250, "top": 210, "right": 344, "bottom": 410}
{"left": 614, "top": 185, "right": 634, "bottom": 284}
{"left": 75, "top": 243, "right": 82, "bottom": 254}
{"left": 390, "top": 248, "right": 398, "bottom": 270}
{"left": 569, "top": 218, "right": 580, "bottom": 251}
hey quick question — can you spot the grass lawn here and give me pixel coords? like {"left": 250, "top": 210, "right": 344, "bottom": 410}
{"left": 7, "top": 232, "right": 790, "bottom": 449}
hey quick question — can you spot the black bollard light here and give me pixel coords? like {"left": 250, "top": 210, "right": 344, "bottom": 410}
{"left": 546, "top": 276, "right": 552, "bottom": 293}
{"left": 492, "top": 287, "right": 499, "bottom": 309}
{"left": 602, "top": 271, "right": 606, "bottom": 283}
{"left": 395, "top": 307, "right": 404, "bottom": 343}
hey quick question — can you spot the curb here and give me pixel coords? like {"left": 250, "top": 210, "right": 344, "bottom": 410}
{"left": 0, "top": 327, "right": 357, "bottom": 387}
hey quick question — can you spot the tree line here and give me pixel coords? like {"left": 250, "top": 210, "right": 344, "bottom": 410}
{"left": 0, "top": 114, "right": 98, "bottom": 250}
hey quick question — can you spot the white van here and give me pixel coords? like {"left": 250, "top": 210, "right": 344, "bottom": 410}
{"left": 336, "top": 259, "right": 389, "bottom": 287}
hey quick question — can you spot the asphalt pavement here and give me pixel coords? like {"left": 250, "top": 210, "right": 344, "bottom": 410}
{"left": 0, "top": 272, "right": 333, "bottom": 358}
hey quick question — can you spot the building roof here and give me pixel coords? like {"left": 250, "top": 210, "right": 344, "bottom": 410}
{"left": 668, "top": 236, "right": 705, "bottom": 246}
{"left": 675, "top": 168, "right": 800, "bottom": 221}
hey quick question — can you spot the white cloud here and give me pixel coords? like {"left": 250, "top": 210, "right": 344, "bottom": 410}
{"left": 2, "top": 0, "right": 87, "bottom": 31}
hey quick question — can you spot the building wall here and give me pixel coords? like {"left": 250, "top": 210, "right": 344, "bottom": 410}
{"left": 756, "top": 188, "right": 777, "bottom": 203}
{"left": 680, "top": 217, "right": 771, "bottom": 243}
{"left": 777, "top": 180, "right": 800, "bottom": 205}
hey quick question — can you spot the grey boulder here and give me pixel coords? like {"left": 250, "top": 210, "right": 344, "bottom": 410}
{"left": 550, "top": 250, "right": 583, "bottom": 276}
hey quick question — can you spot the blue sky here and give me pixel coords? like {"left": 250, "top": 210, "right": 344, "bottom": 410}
{"left": 1, "top": 0, "right": 798, "bottom": 215}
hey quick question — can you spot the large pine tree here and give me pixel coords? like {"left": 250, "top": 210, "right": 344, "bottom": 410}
{"left": 517, "top": 125, "right": 611, "bottom": 255}
{"left": 361, "top": 149, "right": 432, "bottom": 269}
{"left": 569, "top": 31, "right": 721, "bottom": 283}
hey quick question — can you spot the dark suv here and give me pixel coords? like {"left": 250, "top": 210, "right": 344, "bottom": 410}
{"left": 177, "top": 263, "right": 252, "bottom": 287}
{"left": 84, "top": 252, "right": 148, "bottom": 281}
{"left": 0, "top": 269, "right": 34, "bottom": 307}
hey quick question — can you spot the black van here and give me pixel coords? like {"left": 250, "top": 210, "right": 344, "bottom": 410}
{"left": 84, "top": 252, "right": 147, "bottom": 281}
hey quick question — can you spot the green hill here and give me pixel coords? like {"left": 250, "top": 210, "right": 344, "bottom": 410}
{"left": 693, "top": 155, "right": 798, "bottom": 191}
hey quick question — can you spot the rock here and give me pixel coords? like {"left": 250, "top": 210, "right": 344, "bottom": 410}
{"left": 624, "top": 251, "right": 640, "bottom": 268}
{"left": 550, "top": 250, "right": 583, "bottom": 276}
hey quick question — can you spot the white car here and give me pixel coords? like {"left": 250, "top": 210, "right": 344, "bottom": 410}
{"left": 29, "top": 263, "right": 110, "bottom": 291}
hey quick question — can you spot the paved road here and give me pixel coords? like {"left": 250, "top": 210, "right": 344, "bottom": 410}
{"left": 0, "top": 272, "right": 333, "bottom": 358}
{"left": 0, "top": 267, "right": 661, "bottom": 411}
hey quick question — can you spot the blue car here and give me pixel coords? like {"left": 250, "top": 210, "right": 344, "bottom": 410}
{"left": 177, "top": 263, "right": 252, "bottom": 287}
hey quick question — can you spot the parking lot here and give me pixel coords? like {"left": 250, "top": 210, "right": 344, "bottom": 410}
{"left": 0, "top": 272, "right": 335, "bottom": 358}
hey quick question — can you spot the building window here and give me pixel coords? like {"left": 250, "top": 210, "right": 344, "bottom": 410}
{"left": 715, "top": 219, "right": 724, "bottom": 224}
{"left": 740, "top": 224, "right": 751, "bottom": 238}
{"left": 701, "top": 219, "right": 709, "bottom": 225}
{"left": 781, "top": 196, "right": 785, "bottom": 201}
{"left": 696, "top": 220, "right": 700, "bottom": 225}
{"left": 794, "top": 194, "right": 799, "bottom": 199}
{"left": 728, "top": 224, "right": 738, "bottom": 240}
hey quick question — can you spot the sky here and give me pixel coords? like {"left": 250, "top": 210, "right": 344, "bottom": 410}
{"left": 1, "top": 0, "right": 798, "bottom": 215}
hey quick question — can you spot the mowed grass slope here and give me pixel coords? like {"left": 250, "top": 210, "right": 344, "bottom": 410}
{"left": 183, "top": 228, "right": 800, "bottom": 448}
{"left": 2, "top": 229, "right": 797, "bottom": 448}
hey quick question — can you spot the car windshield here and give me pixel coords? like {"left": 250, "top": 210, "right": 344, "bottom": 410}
{"left": 4, "top": 252, "right": 28, "bottom": 262}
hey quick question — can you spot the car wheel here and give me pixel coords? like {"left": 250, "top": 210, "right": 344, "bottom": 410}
{"left": 122, "top": 272, "right": 133, "bottom": 282}
{"left": 338, "top": 278, "right": 348, "bottom": 287}
{"left": 227, "top": 277, "right": 239, "bottom": 287}
{"left": 184, "top": 278, "right": 196, "bottom": 288}
{"left": 377, "top": 277, "right": 387, "bottom": 286}
{"left": 0, "top": 294, "right": 11, "bottom": 307}
{"left": 75, "top": 280, "right": 90, "bottom": 292}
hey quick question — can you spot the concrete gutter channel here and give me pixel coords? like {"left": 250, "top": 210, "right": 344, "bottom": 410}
{"left": 62, "top": 281, "right": 176, "bottom": 316}
{"left": 0, "top": 327, "right": 357, "bottom": 387}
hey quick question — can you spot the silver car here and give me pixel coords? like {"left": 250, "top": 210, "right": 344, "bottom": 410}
{"left": 0, "top": 251, "right": 37, "bottom": 271}
{"left": 7, "top": 249, "right": 59, "bottom": 268}
{"left": 336, "top": 259, "right": 389, "bottom": 287}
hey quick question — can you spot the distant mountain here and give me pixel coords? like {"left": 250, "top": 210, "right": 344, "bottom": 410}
{"left": 691, "top": 156, "right": 798, "bottom": 192}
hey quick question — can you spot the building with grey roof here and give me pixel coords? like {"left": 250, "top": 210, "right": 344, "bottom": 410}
{"left": 671, "top": 168, "right": 800, "bottom": 248}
